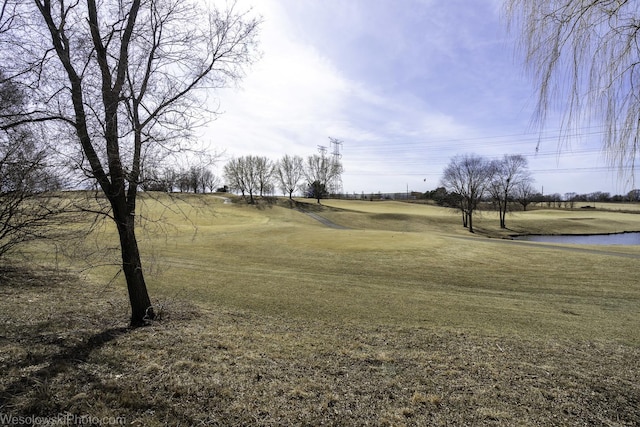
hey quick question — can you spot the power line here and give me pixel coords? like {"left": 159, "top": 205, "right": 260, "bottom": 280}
{"left": 345, "top": 165, "right": 636, "bottom": 177}
{"left": 350, "top": 131, "right": 603, "bottom": 150}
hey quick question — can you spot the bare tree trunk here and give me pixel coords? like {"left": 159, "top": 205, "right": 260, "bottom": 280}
{"left": 500, "top": 189, "right": 508, "bottom": 229}
{"left": 112, "top": 200, "right": 154, "bottom": 326}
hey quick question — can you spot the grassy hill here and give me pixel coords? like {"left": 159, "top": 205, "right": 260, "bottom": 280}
{"left": 1, "top": 193, "right": 639, "bottom": 425}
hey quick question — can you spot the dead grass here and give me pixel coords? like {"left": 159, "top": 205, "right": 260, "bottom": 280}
{"left": 315, "top": 198, "right": 640, "bottom": 239}
{"left": 110, "top": 197, "right": 640, "bottom": 345}
{"left": 1, "top": 264, "right": 639, "bottom": 426}
{"left": 3, "top": 195, "right": 640, "bottom": 425}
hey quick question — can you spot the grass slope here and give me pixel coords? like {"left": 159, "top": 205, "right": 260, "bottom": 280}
{"left": 2, "top": 194, "right": 640, "bottom": 425}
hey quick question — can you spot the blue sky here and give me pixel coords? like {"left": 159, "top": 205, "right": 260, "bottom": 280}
{"left": 202, "top": 0, "right": 636, "bottom": 196}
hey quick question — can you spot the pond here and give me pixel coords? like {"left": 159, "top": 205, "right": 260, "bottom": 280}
{"left": 513, "top": 232, "right": 640, "bottom": 245}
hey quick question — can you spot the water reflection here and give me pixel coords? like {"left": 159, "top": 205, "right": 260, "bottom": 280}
{"left": 513, "top": 232, "right": 640, "bottom": 245}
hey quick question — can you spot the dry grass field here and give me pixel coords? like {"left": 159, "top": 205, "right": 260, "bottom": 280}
{"left": 1, "top": 193, "right": 639, "bottom": 425}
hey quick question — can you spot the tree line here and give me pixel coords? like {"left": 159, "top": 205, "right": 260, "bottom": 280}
{"left": 137, "top": 138, "right": 345, "bottom": 205}
{"left": 223, "top": 145, "right": 344, "bottom": 204}
{"left": 141, "top": 165, "right": 220, "bottom": 194}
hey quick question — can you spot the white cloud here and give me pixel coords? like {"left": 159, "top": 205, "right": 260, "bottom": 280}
{"left": 202, "top": 1, "right": 472, "bottom": 180}
{"left": 202, "top": 1, "right": 351, "bottom": 158}
{"left": 198, "top": 0, "right": 634, "bottom": 195}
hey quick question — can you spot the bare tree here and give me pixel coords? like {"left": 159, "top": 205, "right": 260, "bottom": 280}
{"left": 0, "top": 1, "right": 260, "bottom": 325}
{"left": 441, "top": 154, "right": 493, "bottom": 233}
{"left": 200, "top": 168, "right": 219, "bottom": 193}
{"left": 506, "top": 1, "right": 640, "bottom": 175}
{"left": 223, "top": 157, "right": 248, "bottom": 199}
{"left": 175, "top": 168, "right": 191, "bottom": 193}
{"left": 254, "top": 156, "right": 274, "bottom": 197}
{"left": 223, "top": 155, "right": 266, "bottom": 203}
{"left": 514, "top": 181, "right": 537, "bottom": 211}
{"left": 0, "top": 0, "right": 17, "bottom": 35}
{"left": 305, "top": 153, "right": 343, "bottom": 204}
{"left": 0, "top": 134, "right": 67, "bottom": 258}
{"left": 275, "top": 155, "right": 304, "bottom": 200}
{"left": 188, "top": 167, "right": 203, "bottom": 194}
{"left": 140, "top": 167, "right": 173, "bottom": 192}
{"left": 488, "top": 154, "right": 532, "bottom": 229}
{"left": 169, "top": 164, "right": 218, "bottom": 194}
{"left": 0, "top": 69, "right": 69, "bottom": 258}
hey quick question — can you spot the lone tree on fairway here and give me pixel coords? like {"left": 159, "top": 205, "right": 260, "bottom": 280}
{"left": 0, "top": 0, "right": 260, "bottom": 326}
{"left": 306, "top": 180, "right": 328, "bottom": 203}
{"left": 506, "top": 0, "right": 640, "bottom": 175}
{"left": 441, "top": 154, "right": 493, "bottom": 233}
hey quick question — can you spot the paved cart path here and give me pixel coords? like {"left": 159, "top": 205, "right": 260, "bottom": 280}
{"left": 296, "top": 208, "right": 350, "bottom": 230}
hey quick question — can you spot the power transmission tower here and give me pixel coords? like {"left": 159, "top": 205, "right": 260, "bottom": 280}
{"left": 328, "top": 137, "right": 343, "bottom": 196}
{"left": 330, "top": 138, "right": 342, "bottom": 162}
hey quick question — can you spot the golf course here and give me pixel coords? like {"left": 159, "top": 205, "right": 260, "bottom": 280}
{"left": 1, "top": 193, "right": 639, "bottom": 425}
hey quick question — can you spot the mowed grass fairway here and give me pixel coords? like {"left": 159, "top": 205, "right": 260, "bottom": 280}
{"left": 2, "top": 193, "right": 640, "bottom": 425}
{"left": 137, "top": 196, "right": 640, "bottom": 343}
